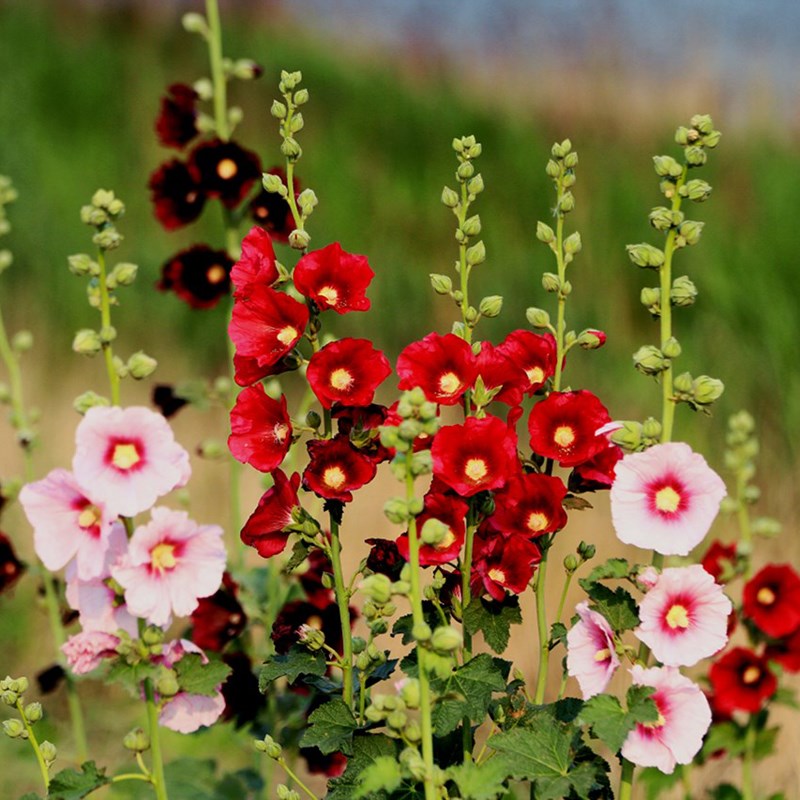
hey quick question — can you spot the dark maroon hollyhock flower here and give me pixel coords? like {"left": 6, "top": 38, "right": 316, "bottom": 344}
{"left": 397, "top": 332, "right": 478, "bottom": 406}
{"left": 365, "top": 538, "right": 406, "bottom": 580}
{"left": 709, "top": 647, "right": 777, "bottom": 713}
{"left": 36, "top": 664, "right": 66, "bottom": 695}
{"left": 471, "top": 533, "right": 541, "bottom": 602}
{"left": 527, "top": 390, "right": 611, "bottom": 467}
{"left": 228, "top": 386, "right": 292, "bottom": 473}
{"left": 148, "top": 159, "right": 206, "bottom": 230}
{"left": 307, "top": 339, "right": 392, "bottom": 410}
{"left": 293, "top": 243, "right": 374, "bottom": 314}
{"left": 569, "top": 442, "right": 622, "bottom": 492}
{"left": 475, "top": 341, "right": 528, "bottom": 408}
{"left": 271, "top": 599, "right": 345, "bottom": 655}
{"left": 298, "top": 550, "right": 335, "bottom": 609}
{"left": 155, "top": 83, "right": 199, "bottom": 149}
{"left": 431, "top": 415, "right": 520, "bottom": 498}
{"left": 497, "top": 330, "right": 557, "bottom": 395}
{"left": 700, "top": 540, "right": 738, "bottom": 583}
{"left": 190, "top": 573, "right": 247, "bottom": 652}
{"left": 300, "top": 747, "right": 347, "bottom": 778}
{"left": 152, "top": 384, "right": 190, "bottom": 419}
{"left": 766, "top": 628, "right": 800, "bottom": 673}
{"left": 240, "top": 470, "right": 301, "bottom": 558}
{"left": 742, "top": 564, "right": 800, "bottom": 639}
{"left": 231, "top": 226, "right": 279, "bottom": 296}
{"left": 250, "top": 167, "right": 296, "bottom": 243}
{"left": 396, "top": 493, "right": 469, "bottom": 566}
{"left": 189, "top": 138, "right": 261, "bottom": 209}
{"left": 220, "top": 651, "right": 264, "bottom": 728}
{"left": 303, "top": 435, "right": 377, "bottom": 503}
{"left": 490, "top": 472, "right": 568, "bottom": 538}
{"left": 0, "top": 532, "right": 25, "bottom": 594}
{"left": 157, "top": 245, "right": 233, "bottom": 309}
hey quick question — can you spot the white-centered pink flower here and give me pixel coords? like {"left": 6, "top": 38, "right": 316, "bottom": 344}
{"left": 62, "top": 630, "right": 120, "bottom": 675}
{"left": 566, "top": 602, "right": 620, "bottom": 699}
{"left": 635, "top": 565, "right": 732, "bottom": 667}
{"left": 73, "top": 406, "right": 191, "bottom": 518}
{"left": 111, "top": 507, "right": 225, "bottom": 626}
{"left": 610, "top": 442, "right": 726, "bottom": 556}
{"left": 19, "top": 468, "right": 119, "bottom": 580}
{"left": 621, "top": 665, "right": 712, "bottom": 774}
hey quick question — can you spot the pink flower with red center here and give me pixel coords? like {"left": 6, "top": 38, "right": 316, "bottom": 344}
{"left": 742, "top": 564, "right": 800, "bottom": 638}
{"left": 240, "top": 470, "right": 301, "bottom": 558}
{"left": 490, "top": 472, "right": 568, "bottom": 538}
{"left": 566, "top": 602, "right": 619, "bottom": 698}
{"left": 396, "top": 493, "right": 469, "bottom": 566}
{"left": 635, "top": 565, "right": 732, "bottom": 667}
{"left": 111, "top": 507, "right": 226, "bottom": 627}
{"left": 62, "top": 630, "right": 120, "bottom": 675}
{"left": 231, "top": 226, "right": 279, "bottom": 295}
{"left": 700, "top": 540, "right": 738, "bottom": 583}
{"left": 307, "top": 338, "right": 392, "bottom": 410}
{"left": 432, "top": 415, "right": 519, "bottom": 497}
{"left": 610, "top": 442, "right": 727, "bottom": 556}
{"left": 20, "top": 468, "right": 118, "bottom": 580}
{"left": 471, "top": 533, "right": 541, "bottom": 601}
{"left": 497, "top": 330, "right": 557, "bottom": 394}
{"left": 621, "top": 665, "right": 712, "bottom": 774}
{"left": 527, "top": 390, "right": 611, "bottom": 467}
{"left": 303, "top": 436, "right": 377, "bottom": 502}
{"left": 293, "top": 243, "right": 374, "bottom": 314}
{"left": 709, "top": 647, "right": 777, "bottom": 713}
{"left": 72, "top": 406, "right": 191, "bottom": 518}
{"left": 474, "top": 341, "right": 528, "bottom": 407}
{"left": 397, "top": 333, "right": 478, "bottom": 406}
{"left": 228, "top": 386, "right": 292, "bottom": 473}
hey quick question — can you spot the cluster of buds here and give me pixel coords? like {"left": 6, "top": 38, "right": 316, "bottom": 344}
{"left": 1, "top": 676, "right": 57, "bottom": 768}
{"left": 563, "top": 540, "right": 596, "bottom": 575}
{"left": 380, "top": 388, "right": 439, "bottom": 482}
{"left": 365, "top": 689, "right": 423, "bottom": 744}
{"left": 359, "top": 572, "right": 401, "bottom": 636}
{"left": 80, "top": 189, "right": 125, "bottom": 250}
{"left": 607, "top": 417, "right": 664, "bottom": 453}
{"left": 672, "top": 371, "right": 725, "bottom": 412}
{"left": 0, "top": 175, "right": 18, "bottom": 260}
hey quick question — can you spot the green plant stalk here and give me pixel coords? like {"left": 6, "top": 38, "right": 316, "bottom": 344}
{"left": 458, "top": 182, "right": 473, "bottom": 347}
{"left": 555, "top": 569, "right": 574, "bottom": 625}
{"left": 618, "top": 758, "right": 635, "bottom": 800}
{"left": 205, "top": 0, "right": 229, "bottom": 141}
{"left": 16, "top": 699, "right": 50, "bottom": 792}
{"left": 552, "top": 180, "right": 567, "bottom": 391}
{"left": 97, "top": 248, "right": 120, "bottom": 406}
{"left": 144, "top": 678, "right": 169, "bottom": 800}
{"left": 329, "top": 516, "right": 354, "bottom": 710}
{"left": 277, "top": 756, "right": 319, "bottom": 800}
{"left": 741, "top": 717, "right": 756, "bottom": 800}
{"left": 459, "top": 512, "right": 476, "bottom": 661}
{"left": 533, "top": 551, "right": 550, "bottom": 704}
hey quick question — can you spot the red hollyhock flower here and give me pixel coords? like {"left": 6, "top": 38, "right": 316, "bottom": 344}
{"left": 157, "top": 245, "right": 233, "bottom": 309}
{"left": 497, "top": 330, "right": 557, "bottom": 394}
{"left": 148, "top": 159, "right": 206, "bottom": 230}
{"left": 569, "top": 442, "right": 622, "bottom": 492}
{"left": 475, "top": 341, "right": 528, "bottom": 408}
{"left": 471, "top": 533, "right": 541, "bottom": 601}
{"left": 766, "top": 628, "right": 800, "bottom": 673}
{"left": 271, "top": 598, "right": 347, "bottom": 655}
{"left": 365, "top": 538, "right": 406, "bottom": 580}
{"left": 396, "top": 493, "right": 469, "bottom": 566}
{"left": 155, "top": 83, "right": 199, "bottom": 149}
{"left": 303, "top": 435, "right": 377, "bottom": 502}
{"left": 527, "top": 390, "right": 611, "bottom": 467}
{"left": 709, "top": 647, "right": 777, "bottom": 713}
{"left": 250, "top": 167, "right": 296, "bottom": 243}
{"left": 240, "top": 470, "right": 301, "bottom": 558}
{"left": 301, "top": 748, "right": 347, "bottom": 778}
{"left": 188, "top": 138, "right": 261, "bottom": 208}
{"left": 307, "top": 339, "right": 392, "bottom": 410}
{"left": 397, "top": 333, "right": 478, "bottom": 406}
{"left": 742, "top": 564, "right": 800, "bottom": 638}
{"left": 490, "top": 472, "right": 568, "bottom": 538}
{"left": 220, "top": 651, "right": 264, "bottom": 728}
{"left": 0, "top": 532, "right": 25, "bottom": 595}
{"left": 297, "top": 551, "right": 335, "bottom": 609}
{"left": 231, "top": 226, "right": 279, "bottom": 295}
{"left": 228, "top": 386, "right": 292, "bottom": 473}
{"left": 432, "top": 415, "right": 519, "bottom": 497}
{"left": 190, "top": 573, "right": 247, "bottom": 652}
{"left": 700, "top": 540, "right": 738, "bottom": 583}
{"left": 333, "top": 404, "right": 392, "bottom": 463}
{"left": 293, "top": 243, "right": 374, "bottom": 314}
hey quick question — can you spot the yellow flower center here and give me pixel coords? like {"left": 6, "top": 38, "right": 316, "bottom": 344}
{"left": 318, "top": 286, "right": 339, "bottom": 305}
{"left": 206, "top": 265, "right": 226, "bottom": 285}
{"left": 438, "top": 371, "right": 461, "bottom": 395}
{"left": 150, "top": 542, "right": 177, "bottom": 572}
{"left": 553, "top": 425, "right": 576, "bottom": 448}
{"left": 77, "top": 506, "right": 100, "bottom": 529}
{"left": 526, "top": 366, "right": 544, "bottom": 385}
{"left": 643, "top": 711, "right": 666, "bottom": 729}
{"left": 273, "top": 423, "right": 289, "bottom": 443}
{"left": 276, "top": 325, "right": 297, "bottom": 346}
{"left": 488, "top": 568, "right": 506, "bottom": 584}
{"left": 526, "top": 512, "right": 549, "bottom": 533}
{"left": 464, "top": 458, "right": 488, "bottom": 482}
{"left": 594, "top": 648, "right": 611, "bottom": 662}
{"left": 329, "top": 368, "right": 354, "bottom": 391}
{"left": 216, "top": 158, "right": 238, "bottom": 179}
{"left": 434, "top": 529, "right": 457, "bottom": 551}
{"left": 306, "top": 615, "right": 323, "bottom": 630}
{"left": 323, "top": 466, "right": 346, "bottom": 490}
{"left": 655, "top": 486, "right": 681, "bottom": 513}
{"left": 757, "top": 587, "right": 776, "bottom": 606}
{"left": 112, "top": 443, "right": 140, "bottom": 470}
{"left": 742, "top": 665, "right": 762, "bottom": 685}
{"left": 665, "top": 604, "right": 690, "bottom": 629}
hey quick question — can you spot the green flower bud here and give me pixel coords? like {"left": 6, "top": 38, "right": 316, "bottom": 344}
{"left": 110, "top": 262, "right": 138, "bottom": 286}
{"left": 752, "top": 517, "right": 781, "bottom": 537}
{"left": 387, "top": 710, "right": 408, "bottom": 731}
{"left": 430, "top": 273, "right": 453, "bottom": 296}
{"left": 182, "top": 12, "right": 208, "bottom": 34}
{"left": 559, "top": 191, "right": 575, "bottom": 213}
{"left": 40, "top": 740, "right": 57, "bottom": 765}
{"left": 653, "top": 155, "right": 683, "bottom": 178}
{"left": 420, "top": 517, "right": 450, "bottom": 546}
{"left": 288, "top": 113, "right": 305, "bottom": 134}
{"left": 431, "top": 625, "right": 462, "bottom": 653}
{"left": 684, "top": 146, "right": 707, "bottom": 167}
{"left": 670, "top": 275, "right": 697, "bottom": 307}
{"left": 298, "top": 625, "right": 325, "bottom": 652}
{"left": 277, "top": 785, "right": 300, "bottom": 800}
{"left": 577, "top": 541, "right": 596, "bottom": 560}
{"left": 462, "top": 215, "right": 481, "bottom": 237}
{"left": 641, "top": 417, "right": 662, "bottom": 440}
{"left": 541, "top": 272, "right": 560, "bottom": 293}
{"left": 561, "top": 280, "right": 572, "bottom": 296}
{"left": 690, "top": 114, "right": 714, "bottom": 135}
{"left": 564, "top": 151, "right": 579, "bottom": 168}
{"left": 0, "top": 690, "right": 16, "bottom": 707}
{"left": 467, "top": 174, "right": 484, "bottom": 196}
{"left": 156, "top": 671, "right": 180, "bottom": 698}
{"left": 24, "top": 702, "right": 42, "bottom": 723}
{"left": 123, "top": 727, "right": 151, "bottom": 752}
{"left": 673, "top": 371, "right": 694, "bottom": 395}
{"left": 12, "top": 677, "right": 28, "bottom": 695}
{"left": 288, "top": 229, "right": 310, "bottom": 250}
{"left": 293, "top": 88, "right": 310, "bottom": 106}
{"left": 662, "top": 337, "right": 682, "bottom": 359}
{"left": 410, "top": 449, "right": 432, "bottom": 477}
{"left": 633, "top": 345, "right": 667, "bottom": 375}
{"left": 465, "top": 240, "right": 485, "bottom": 266}
{"left": 3, "top": 719, "right": 25, "bottom": 738}
{"left": 551, "top": 139, "right": 572, "bottom": 158}
{"left": 456, "top": 161, "right": 475, "bottom": 181}
{"left": 297, "top": 188, "right": 318, "bottom": 217}
{"left": 702, "top": 129, "right": 722, "bottom": 148}
{"left": 93, "top": 228, "right": 123, "bottom": 250}
{"left": 127, "top": 351, "right": 157, "bottom": 380}
{"left": 535, "top": 221, "right": 555, "bottom": 244}
{"left": 478, "top": 295, "right": 502, "bottom": 318}
{"left": 384, "top": 497, "right": 410, "bottom": 524}
{"left": 67, "top": 253, "right": 97, "bottom": 277}
{"left": 400, "top": 678, "right": 421, "bottom": 709}
{"left": 12, "top": 330, "right": 33, "bottom": 353}
{"left": 692, "top": 375, "right": 724, "bottom": 405}
{"left": 73, "top": 390, "right": 110, "bottom": 414}
{"left": 682, "top": 179, "right": 712, "bottom": 202}
{"left": 280, "top": 137, "right": 302, "bottom": 159}
{"left": 563, "top": 231, "right": 582, "bottom": 254}
{"left": 730, "top": 410, "right": 755, "bottom": 434}
{"left": 526, "top": 307, "right": 551, "bottom": 328}
{"left": 640, "top": 286, "right": 661, "bottom": 312}
{"left": 563, "top": 554, "right": 578, "bottom": 572}
{"left": 440, "top": 185, "right": 459, "bottom": 208}
{"left": 676, "top": 220, "right": 704, "bottom": 247}
{"left": 262, "top": 173, "right": 286, "bottom": 195}
{"left": 360, "top": 573, "right": 393, "bottom": 605}
{"left": 626, "top": 243, "right": 665, "bottom": 269}
{"left": 412, "top": 621, "right": 432, "bottom": 642}
{"left": 72, "top": 329, "right": 102, "bottom": 356}
{"left": 545, "top": 159, "right": 560, "bottom": 178}
{"left": 576, "top": 329, "right": 606, "bottom": 350}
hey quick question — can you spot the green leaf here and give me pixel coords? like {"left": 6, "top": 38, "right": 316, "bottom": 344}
{"left": 258, "top": 647, "right": 327, "bottom": 689}
{"left": 638, "top": 766, "right": 681, "bottom": 800}
{"left": 299, "top": 698, "right": 358, "bottom": 755}
{"left": 579, "top": 557, "right": 631, "bottom": 588}
{"left": 48, "top": 762, "right": 110, "bottom": 800}
{"left": 753, "top": 726, "right": 779, "bottom": 760}
{"left": 463, "top": 597, "right": 522, "bottom": 654}
{"left": 353, "top": 757, "right": 403, "bottom": 798}
{"left": 447, "top": 758, "right": 508, "bottom": 800}
{"left": 702, "top": 721, "right": 747, "bottom": 759}
{"left": 584, "top": 583, "right": 639, "bottom": 632}
{"left": 707, "top": 785, "right": 744, "bottom": 800}
{"left": 626, "top": 685, "right": 659, "bottom": 724}
{"left": 578, "top": 687, "right": 657, "bottom": 753}
{"left": 19, "top": 794, "right": 43, "bottom": 800}
{"left": 548, "top": 621, "right": 567, "bottom": 650}
{"left": 105, "top": 658, "right": 158, "bottom": 689}
{"left": 284, "top": 538, "right": 313, "bottom": 574}
{"left": 327, "top": 734, "right": 397, "bottom": 800}
{"left": 174, "top": 654, "right": 232, "bottom": 697}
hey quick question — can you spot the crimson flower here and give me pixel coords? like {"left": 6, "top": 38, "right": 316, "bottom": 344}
{"left": 742, "top": 564, "right": 800, "bottom": 638}
{"left": 490, "top": 472, "right": 568, "bottom": 538}
{"left": 396, "top": 493, "right": 469, "bottom": 566}
{"left": 232, "top": 353, "right": 282, "bottom": 388}
{"left": 766, "top": 628, "right": 800, "bottom": 673}
{"left": 272, "top": 599, "right": 347, "bottom": 655}
{"left": 188, "top": 139, "right": 261, "bottom": 208}
{"left": 301, "top": 748, "right": 347, "bottom": 778}
{"left": 365, "top": 538, "right": 406, "bottom": 580}
{"left": 228, "top": 386, "right": 292, "bottom": 473}
{"left": 157, "top": 245, "right": 233, "bottom": 309}
{"left": 148, "top": 159, "right": 205, "bottom": 230}
{"left": 294, "top": 243, "right": 374, "bottom": 314}
{"left": 0, "top": 532, "right": 25, "bottom": 595}
{"left": 231, "top": 226, "right": 279, "bottom": 295}
{"left": 250, "top": 167, "right": 296, "bottom": 242}
{"left": 700, "top": 540, "right": 738, "bottom": 583}
{"left": 155, "top": 83, "right": 199, "bottom": 149}
{"left": 497, "top": 330, "right": 557, "bottom": 394}
{"left": 475, "top": 341, "right": 528, "bottom": 407}
{"left": 709, "top": 648, "right": 777, "bottom": 713}
{"left": 240, "top": 470, "right": 301, "bottom": 558}
{"left": 190, "top": 573, "right": 247, "bottom": 652}
{"left": 303, "top": 436, "right": 377, "bottom": 502}
{"left": 220, "top": 651, "right": 263, "bottom": 728}
{"left": 471, "top": 534, "right": 541, "bottom": 601}
{"left": 333, "top": 405, "right": 392, "bottom": 463}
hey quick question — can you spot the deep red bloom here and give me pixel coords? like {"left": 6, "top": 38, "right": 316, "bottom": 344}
{"left": 709, "top": 648, "right": 777, "bottom": 713}
{"left": 152, "top": 384, "right": 189, "bottom": 419}
{"left": 490, "top": 472, "right": 568, "bottom": 538}
{"left": 190, "top": 573, "right": 247, "bottom": 652}
{"left": 333, "top": 404, "right": 392, "bottom": 463}
{"left": 307, "top": 339, "right": 392, "bottom": 410}
{"left": 527, "top": 390, "right": 611, "bottom": 467}
{"left": 742, "top": 564, "right": 800, "bottom": 638}
{"left": 231, "top": 226, "right": 279, "bottom": 295}
{"left": 228, "top": 386, "right": 292, "bottom": 473}
{"left": 293, "top": 243, "right": 374, "bottom": 314}
{"left": 471, "top": 534, "right": 541, "bottom": 601}
{"left": 396, "top": 493, "right": 469, "bottom": 566}
{"left": 155, "top": 83, "right": 199, "bottom": 149}
{"left": 766, "top": 628, "right": 800, "bottom": 673}
{"left": 700, "top": 540, "right": 738, "bottom": 583}
{"left": 303, "top": 436, "right": 377, "bottom": 502}
{"left": 240, "top": 470, "right": 301, "bottom": 558}
{"left": 432, "top": 415, "right": 519, "bottom": 497}
{"left": 0, "top": 532, "right": 25, "bottom": 595}
{"left": 365, "top": 538, "right": 406, "bottom": 580}
{"left": 271, "top": 599, "right": 345, "bottom": 655}
{"left": 148, "top": 159, "right": 206, "bottom": 230}
{"left": 397, "top": 332, "right": 478, "bottom": 406}
{"left": 475, "top": 341, "right": 528, "bottom": 407}
{"left": 250, "top": 167, "right": 296, "bottom": 242}
{"left": 301, "top": 747, "right": 347, "bottom": 778}
{"left": 220, "top": 651, "right": 264, "bottom": 728}
{"left": 157, "top": 245, "right": 233, "bottom": 309}
{"left": 497, "top": 330, "right": 557, "bottom": 394}
{"left": 569, "top": 442, "right": 622, "bottom": 491}
{"left": 188, "top": 138, "right": 261, "bottom": 208}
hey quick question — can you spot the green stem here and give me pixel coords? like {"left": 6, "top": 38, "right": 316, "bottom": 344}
{"left": 111, "top": 773, "right": 153, "bottom": 783}
{"left": 285, "top": 160, "right": 304, "bottom": 233}
{"left": 97, "top": 248, "right": 120, "bottom": 406}
{"left": 742, "top": 718, "right": 756, "bottom": 800}
{"left": 555, "top": 569, "right": 573, "bottom": 626}
{"left": 457, "top": 182, "right": 472, "bottom": 347}
{"left": 205, "top": 0, "right": 229, "bottom": 141}
{"left": 460, "top": 514, "right": 476, "bottom": 660}
{"left": 328, "top": 516, "right": 354, "bottom": 710}
{"left": 16, "top": 699, "right": 50, "bottom": 792}
{"left": 533, "top": 549, "right": 550, "bottom": 704}
{"left": 278, "top": 757, "right": 319, "bottom": 800}
{"left": 144, "top": 679, "right": 169, "bottom": 800}
{"left": 636, "top": 551, "right": 664, "bottom": 664}
{"left": 553, "top": 196, "right": 566, "bottom": 392}
{"left": 736, "top": 470, "right": 753, "bottom": 578}
{"left": 618, "top": 758, "right": 635, "bottom": 800}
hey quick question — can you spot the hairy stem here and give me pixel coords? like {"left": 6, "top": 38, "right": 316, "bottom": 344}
{"left": 205, "top": 0, "right": 229, "bottom": 141}
{"left": 618, "top": 758, "right": 635, "bottom": 800}
{"left": 533, "top": 550, "right": 550, "bottom": 704}
{"left": 97, "top": 248, "right": 120, "bottom": 406}
{"left": 329, "top": 516, "right": 354, "bottom": 710}
{"left": 16, "top": 699, "right": 50, "bottom": 792}
{"left": 144, "top": 678, "right": 169, "bottom": 800}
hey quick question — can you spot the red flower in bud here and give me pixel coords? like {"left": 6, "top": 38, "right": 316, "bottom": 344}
{"left": 0, "top": 532, "right": 25, "bottom": 595}
{"left": 397, "top": 332, "right": 478, "bottom": 406}
{"left": 231, "top": 226, "right": 279, "bottom": 295}
{"left": 396, "top": 493, "right": 469, "bottom": 566}
{"left": 700, "top": 540, "right": 738, "bottom": 583}
{"left": 293, "top": 243, "right": 374, "bottom": 314}
{"left": 527, "top": 390, "right": 611, "bottom": 467}
{"left": 155, "top": 83, "right": 199, "bottom": 149}
{"left": 709, "top": 647, "right": 777, "bottom": 713}
{"left": 766, "top": 628, "right": 800, "bottom": 673}
{"left": 250, "top": 167, "right": 296, "bottom": 242}
{"left": 569, "top": 443, "right": 622, "bottom": 492}
{"left": 228, "top": 386, "right": 292, "bottom": 473}
{"left": 471, "top": 533, "right": 541, "bottom": 601}
{"left": 742, "top": 564, "right": 800, "bottom": 638}
{"left": 582, "top": 329, "right": 606, "bottom": 348}
{"left": 190, "top": 573, "right": 247, "bottom": 652}
{"left": 157, "top": 245, "right": 233, "bottom": 309}
{"left": 148, "top": 159, "right": 206, "bottom": 230}
{"left": 240, "top": 470, "right": 300, "bottom": 558}
{"left": 303, "top": 436, "right": 377, "bottom": 502}
{"left": 298, "top": 551, "right": 335, "bottom": 609}
{"left": 188, "top": 138, "right": 261, "bottom": 208}
{"left": 490, "top": 473, "right": 568, "bottom": 538}
{"left": 475, "top": 341, "right": 528, "bottom": 407}
{"left": 497, "top": 330, "right": 557, "bottom": 394}
{"left": 365, "top": 538, "right": 406, "bottom": 580}
{"left": 307, "top": 339, "right": 392, "bottom": 410}
{"left": 432, "top": 415, "right": 519, "bottom": 497}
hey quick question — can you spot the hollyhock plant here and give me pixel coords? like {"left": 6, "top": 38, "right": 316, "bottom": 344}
{"left": 471, "top": 533, "right": 541, "bottom": 601}
{"left": 156, "top": 245, "right": 233, "bottom": 309}
{"left": 111, "top": 507, "right": 226, "bottom": 627}
{"left": 396, "top": 492, "right": 469, "bottom": 566}
{"left": 303, "top": 435, "right": 377, "bottom": 503}
{"left": 634, "top": 565, "right": 732, "bottom": 667}
{"left": 709, "top": 647, "right": 777, "bottom": 713}
{"left": 228, "top": 385, "right": 292, "bottom": 472}
{"left": 72, "top": 405, "right": 191, "bottom": 518}
{"left": 489, "top": 472, "right": 568, "bottom": 538}
{"left": 249, "top": 169, "right": 295, "bottom": 242}
{"left": 741, "top": 563, "right": 800, "bottom": 638}
{"left": 474, "top": 341, "right": 528, "bottom": 407}
{"left": 188, "top": 138, "right": 261, "bottom": 208}
{"left": 155, "top": 83, "right": 199, "bottom": 149}
{"left": 610, "top": 441, "right": 727, "bottom": 556}
{"left": 190, "top": 573, "right": 247, "bottom": 652}
{"left": 0, "top": 532, "right": 25, "bottom": 594}
{"left": 148, "top": 159, "right": 206, "bottom": 230}
{"left": 230, "top": 225, "right": 279, "bottom": 294}
{"left": 497, "top": 329, "right": 557, "bottom": 394}
{"left": 62, "top": 630, "right": 121, "bottom": 676}
{"left": 240, "top": 470, "right": 301, "bottom": 558}
{"left": 566, "top": 601, "right": 620, "bottom": 698}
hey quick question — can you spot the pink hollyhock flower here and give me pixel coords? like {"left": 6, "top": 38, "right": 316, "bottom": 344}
{"left": 240, "top": 470, "right": 302, "bottom": 558}
{"left": 228, "top": 386, "right": 292, "bottom": 473}
{"left": 610, "top": 442, "right": 726, "bottom": 556}
{"left": 635, "top": 565, "right": 732, "bottom": 667}
{"left": 73, "top": 406, "right": 191, "bottom": 518}
{"left": 293, "top": 242, "right": 374, "bottom": 314}
{"left": 621, "top": 665, "right": 712, "bottom": 774}
{"left": 19, "top": 468, "right": 118, "bottom": 580}
{"left": 62, "top": 630, "right": 120, "bottom": 675}
{"left": 742, "top": 564, "right": 800, "bottom": 638}
{"left": 112, "top": 507, "right": 225, "bottom": 626}
{"left": 496, "top": 330, "right": 557, "bottom": 395}
{"left": 566, "top": 602, "right": 619, "bottom": 698}
{"left": 231, "top": 226, "right": 279, "bottom": 295}
{"left": 303, "top": 435, "right": 377, "bottom": 502}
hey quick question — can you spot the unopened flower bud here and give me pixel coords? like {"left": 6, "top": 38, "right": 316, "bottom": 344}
{"left": 563, "top": 554, "right": 578, "bottom": 572}
{"left": 682, "top": 179, "right": 712, "bottom": 202}
{"left": 559, "top": 191, "right": 575, "bottom": 213}
{"left": 609, "top": 420, "right": 643, "bottom": 451}
{"left": 384, "top": 497, "right": 410, "bottom": 524}
{"left": 684, "top": 146, "right": 707, "bottom": 167}
{"left": 40, "top": 740, "right": 57, "bottom": 764}
{"left": 551, "top": 139, "right": 572, "bottom": 159}
{"left": 576, "top": 329, "right": 606, "bottom": 350}
{"left": 231, "top": 59, "right": 262, "bottom": 81}
{"left": 677, "top": 219, "right": 704, "bottom": 246}
{"left": 465, "top": 240, "right": 485, "bottom": 266}
{"left": 692, "top": 375, "right": 724, "bottom": 405}
{"left": 24, "top": 702, "right": 42, "bottom": 723}
{"left": 431, "top": 625, "right": 462, "bottom": 653}
{"left": 626, "top": 243, "right": 665, "bottom": 269}
{"left": 293, "top": 88, "right": 309, "bottom": 105}
{"left": 280, "top": 137, "right": 302, "bottom": 160}
{"left": 360, "top": 573, "right": 393, "bottom": 605}
{"left": 702, "top": 129, "right": 722, "bottom": 148}
{"left": 67, "top": 253, "right": 97, "bottom": 277}
{"left": 577, "top": 541, "right": 596, "bottom": 560}
{"left": 182, "top": 12, "right": 208, "bottom": 35}
{"left": 526, "top": 307, "right": 551, "bottom": 328}
{"left": 545, "top": 159, "right": 560, "bottom": 178}
{"left": 541, "top": 272, "right": 560, "bottom": 293}
{"left": 563, "top": 231, "right": 582, "bottom": 254}
{"left": 298, "top": 625, "right": 325, "bottom": 652}
{"left": 277, "top": 785, "right": 300, "bottom": 800}
{"left": 429, "top": 273, "right": 453, "bottom": 296}
{"left": 662, "top": 337, "right": 681, "bottom": 359}
{"left": 156, "top": 671, "right": 180, "bottom": 698}
{"left": 632, "top": 345, "right": 667, "bottom": 375}
{"left": 3, "top": 719, "right": 24, "bottom": 738}
{"left": 673, "top": 372, "right": 694, "bottom": 395}
{"left": 441, "top": 186, "right": 459, "bottom": 208}
{"left": 462, "top": 215, "right": 482, "bottom": 237}
{"left": 72, "top": 329, "right": 102, "bottom": 356}
{"left": 670, "top": 275, "right": 697, "bottom": 307}
{"left": 641, "top": 417, "right": 662, "bottom": 440}
{"left": 466, "top": 174, "right": 484, "bottom": 196}
{"left": 127, "top": 351, "right": 157, "bottom": 380}
{"left": 564, "top": 151, "right": 579, "bottom": 168}
{"left": 536, "top": 221, "right": 555, "bottom": 244}
{"left": 412, "top": 621, "right": 432, "bottom": 642}
{"left": 400, "top": 678, "right": 421, "bottom": 709}
{"left": 640, "top": 287, "right": 661, "bottom": 313}
{"left": 690, "top": 114, "right": 714, "bottom": 135}
{"left": 254, "top": 734, "right": 282, "bottom": 758}
{"left": 752, "top": 517, "right": 781, "bottom": 537}
{"left": 652, "top": 155, "right": 683, "bottom": 178}
{"left": 457, "top": 161, "right": 475, "bottom": 181}
{"left": 420, "top": 518, "right": 449, "bottom": 546}
{"left": 123, "top": 727, "right": 151, "bottom": 752}
{"left": 297, "top": 188, "right": 318, "bottom": 216}
{"left": 288, "top": 229, "right": 310, "bottom": 250}
{"left": 478, "top": 295, "right": 502, "bottom": 318}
